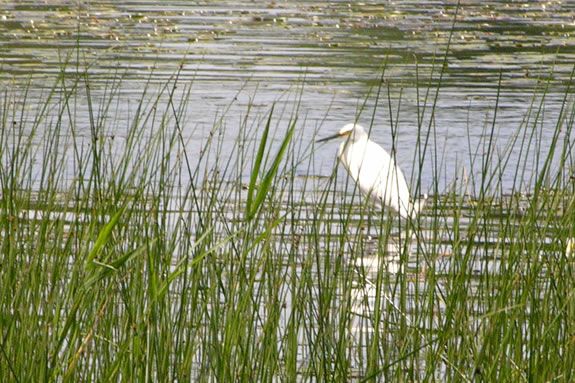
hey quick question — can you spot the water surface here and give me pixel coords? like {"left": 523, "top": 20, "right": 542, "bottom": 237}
{"left": 1, "top": 0, "right": 574, "bottom": 190}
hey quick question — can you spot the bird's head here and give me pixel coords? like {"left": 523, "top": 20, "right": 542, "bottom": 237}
{"left": 316, "top": 123, "right": 368, "bottom": 143}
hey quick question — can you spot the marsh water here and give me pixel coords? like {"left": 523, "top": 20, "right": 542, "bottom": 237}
{"left": 2, "top": 1, "right": 575, "bottom": 380}
{"left": 2, "top": 0, "right": 575, "bottom": 191}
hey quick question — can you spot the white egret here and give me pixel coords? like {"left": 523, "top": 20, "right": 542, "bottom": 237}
{"left": 317, "top": 123, "right": 427, "bottom": 219}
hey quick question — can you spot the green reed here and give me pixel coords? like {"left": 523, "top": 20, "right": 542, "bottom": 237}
{"left": 1, "top": 55, "right": 574, "bottom": 383}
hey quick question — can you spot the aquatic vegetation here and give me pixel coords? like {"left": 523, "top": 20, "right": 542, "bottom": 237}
{"left": 0, "top": 58, "right": 574, "bottom": 382}
{"left": 1, "top": 1, "right": 575, "bottom": 380}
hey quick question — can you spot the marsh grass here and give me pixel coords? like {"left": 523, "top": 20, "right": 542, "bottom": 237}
{"left": 1, "top": 55, "right": 575, "bottom": 382}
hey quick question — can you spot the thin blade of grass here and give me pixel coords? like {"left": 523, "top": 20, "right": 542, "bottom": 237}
{"left": 246, "top": 104, "right": 274, "bottom": 218}
{"left": 248, "top": 118, "right": 296, "bottom": 220}
{"left": 86, "top": 206, "right": 126, "bottom": 267}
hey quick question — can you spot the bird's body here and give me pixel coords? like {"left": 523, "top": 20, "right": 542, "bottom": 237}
{"left": 318, "top": 123, "right": 426, "bottom": 219}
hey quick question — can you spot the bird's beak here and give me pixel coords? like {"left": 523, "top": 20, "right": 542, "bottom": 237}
{"left": 316, "top": 132, "right": 344, "bottom": 143}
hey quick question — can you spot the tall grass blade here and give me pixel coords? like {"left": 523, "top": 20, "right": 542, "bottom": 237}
{"left": 246, "top": 105, "right": 274, "bottom": 219}
{"left": 247, "top": 118, "right": 296, "bottom": 220}
{"left": 85, "top": 206, "right": 126, "bottom": 267}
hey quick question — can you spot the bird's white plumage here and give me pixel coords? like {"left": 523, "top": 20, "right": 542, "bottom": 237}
{"left": 319, "top": 123, "right": 426, "bottom": 219}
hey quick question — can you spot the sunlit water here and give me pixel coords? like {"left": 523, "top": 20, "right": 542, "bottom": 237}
{"left": 2, "top": 1, "right": 575, "bottom": 379}
{"left": 2, "top": 0, "right": 574, "bottom": 191}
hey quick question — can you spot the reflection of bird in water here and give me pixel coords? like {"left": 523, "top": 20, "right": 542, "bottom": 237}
{"left": 317, "top": 123, "right": 427, "bottom": 219}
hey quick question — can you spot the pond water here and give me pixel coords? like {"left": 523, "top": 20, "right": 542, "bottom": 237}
{"left": 3, "top": 3, "right": 575, "bottom": 380}
{"left": 2, "top": 0, "right": 575, "bottom": 193}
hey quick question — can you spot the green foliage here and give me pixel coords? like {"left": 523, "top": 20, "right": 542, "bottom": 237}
{"left": 0, "top": 59, "right": 574, "bottom": 383}
{"left": 246, "top": 105, "right": 296, "bottom": 221}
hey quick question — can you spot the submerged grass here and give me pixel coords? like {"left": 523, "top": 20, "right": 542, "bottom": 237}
{"left": 1, "top": 57, "right": 575, "bottom": 382}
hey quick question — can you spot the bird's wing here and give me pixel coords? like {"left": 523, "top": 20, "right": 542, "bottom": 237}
{"left": 339, "top": 137, "right": 413, "bottom": 217}
{"left": 357, "top": 140, "right": 412, "bottom": 216}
